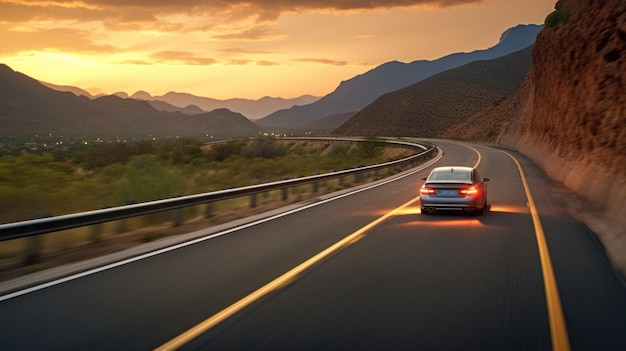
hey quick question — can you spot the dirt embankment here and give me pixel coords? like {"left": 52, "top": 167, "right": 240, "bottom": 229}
{"left": 497, "top": 0, "right": 626, "bottom": 273}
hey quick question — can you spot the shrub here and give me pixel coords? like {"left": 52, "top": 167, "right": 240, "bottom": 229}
{"left": 545, "top": 9, "right": 570, "bottom": 29}
{"left": 354, "top": 136, "right": 384, "bottom": 159}
{"left": 241, "top": 136, "right": 287, "bottom": 159}
{"left": 207, "top": 140, "right": 246, "bottom": 162}
{"left": 113, "top": 156, "right": 188, "bottom": 204}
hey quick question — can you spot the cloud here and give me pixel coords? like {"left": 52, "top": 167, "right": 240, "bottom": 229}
{"left": 2, "top": 0, "right": 481, "bottom": 26}
{"left": 0, "top": 1, "right": 110, "bottom": 22}
{"left": 294, "top": 58, "right": 348, "bottom": 66}
{"left": 256, "top": 60, "right": 279, "bottom": 66}
{"left": 6, "top": 1, "right": 479, "bottom": 11}
{"left": 211, "top": 26, "right": 285, "bottom": 41}
{"left": 225, "top": 59, "right": 250, "bottom": 65}
{"left": 151, "top": 50, "right": 217, "bottom": 65}
{"left": 0, "top": 0, "right": 481, "bottom": 59}
{"left": 121, "top": 59, "right": 153, "bottom": 65}
{"left": 0, "top": 27, "right": 119, "bottom": 55}
{"left": 219, "top": 47, "right": 275, "bottom": 54}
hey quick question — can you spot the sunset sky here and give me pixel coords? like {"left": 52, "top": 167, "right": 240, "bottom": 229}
{"left": 2, "top": 0, "right": 556, "bottom": 100}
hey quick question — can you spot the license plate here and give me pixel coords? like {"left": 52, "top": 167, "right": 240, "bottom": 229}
{"left": 438, "top": 190, "right": 457, "bottom": 196}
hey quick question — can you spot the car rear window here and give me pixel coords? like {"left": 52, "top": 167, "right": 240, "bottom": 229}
{"left": 430, "top": 169, "right": 472, "bottom": 181}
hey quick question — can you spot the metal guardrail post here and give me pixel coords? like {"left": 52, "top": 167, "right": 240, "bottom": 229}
{"left": 281, "top": 177, "right": 289, "bottom": 200}
{"left": 24, "top": 211, "right": 51, "bottom": 265}
{"left": 312, "top": 173, "right": 319, "bottom": 193}
{"left": 171, "top": 209, "right": 182, "bottom": 227}
{"left": 90, "top": 206, "right": 108, "bottom": 243}
{"left": 263, "top": 181, "right": 270, "bottom": 200}
{"left": 204, "top": 203, "right": 213, "bottom": 218}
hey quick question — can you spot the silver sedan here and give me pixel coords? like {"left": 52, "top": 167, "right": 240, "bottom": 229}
{"left": 419, "top": 166, "right": 489, "bottom": 215}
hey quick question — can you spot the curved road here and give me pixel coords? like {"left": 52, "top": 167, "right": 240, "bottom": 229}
{"left": 1, "top": 140, "right": 625, "bottom": 350}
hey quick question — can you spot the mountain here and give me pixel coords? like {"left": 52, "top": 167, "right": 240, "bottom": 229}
{"left": 335, "top": 45, "right": 533, "bottom": 137}
{"left": 147, "top": 100, "right": 205, "bottom": 115}
{"left": 132, "top": 91, "right": 320, "bottom": 120}
{"left": 256, "top": 24, "right": 543, "bottom": 131}
{"left": 307, "top": 111, "right": 357, "bottom": 132}
{"left": 0, "top": 64, "right": 262, "bottom": 138}
{"left": 40, "top": 83, "right": 319, "bottom": 120}
{"left": 39, "top": 81, "right": 93, "bottom": 98}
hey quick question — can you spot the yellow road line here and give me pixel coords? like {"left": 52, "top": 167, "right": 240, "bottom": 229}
{"left": 155, "top": 196, "right": 421, "bottom": 351}
{"left": 503, "top": 151, "right": 571, "bottom": 351}
{"left": 462, "top": 144, "right": 482, "bottom": 168}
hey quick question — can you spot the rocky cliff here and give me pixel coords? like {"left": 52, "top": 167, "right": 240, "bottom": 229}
{"left": 497, "top": 0, "right": 626, "bottom": 272}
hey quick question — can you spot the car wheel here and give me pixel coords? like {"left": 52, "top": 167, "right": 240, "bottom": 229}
{"left": 475, "top": 195, "right": 487, "bottom": 216}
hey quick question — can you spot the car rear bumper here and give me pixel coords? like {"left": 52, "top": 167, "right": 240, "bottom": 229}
{"left": 419, "top": 195, "right": 484, "bottom": 210}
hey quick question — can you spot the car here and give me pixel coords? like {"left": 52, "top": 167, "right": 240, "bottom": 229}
{"left": 419, "top": 166, "right": 489, "bottom": 215}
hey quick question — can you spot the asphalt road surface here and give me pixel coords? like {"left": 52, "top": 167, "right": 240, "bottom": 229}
{"left": 1, "top": 140, "right": 625, "bottom": 350}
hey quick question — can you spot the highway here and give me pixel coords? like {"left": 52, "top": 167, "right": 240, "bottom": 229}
{"left": 1, "top": 140, "right": 625, "bottom": 350}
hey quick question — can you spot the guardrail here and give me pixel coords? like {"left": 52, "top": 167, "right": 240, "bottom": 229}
{"left": 0, "top": 138, "right": 435, "bottom": 242}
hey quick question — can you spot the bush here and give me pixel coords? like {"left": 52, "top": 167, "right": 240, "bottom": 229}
{"left": 328, "top": 145, "right": 350, "bottom": 158}
{"left": 207, "top": 140, "right": 246, "bottom": 162}
{"left": 354, "top": 137, "right": 384, "bottom": 159}
{"left": 241, "top": 136, "right": 287, "bottom": 159}
{"left": 545, "top": 9, "right": 570, "bottom": 29}
{"left": 73, "top": 140, "right": 154, "bottom": 170}
{"left": 113, "top": 156, "right": 188, "bottom": 204}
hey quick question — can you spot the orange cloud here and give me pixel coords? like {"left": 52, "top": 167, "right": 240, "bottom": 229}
{"left": 219, "top": 47, "right": 276, "bottom": 54}
{"left": 0, "top": 27, "right": 118, "bottom": 55}
{"left": 211, "top": 26, "right": 285, "bottom": 41}
{"left": 0, "top": 1, "right": 109, "bottom": 22}
{"left": 225, "top": 59, "right": 251, "bottom": 65}
{"left": 294, "top": 58, "right": 348, "bottom": 66}
{"left": 151, "top": 51, "right": 217, "bottom": 65}
{"left": 256, "top": 60, "right": 279, "bottom": 66}
{"left": 1, "top": 0, "right": 481, "bottom": 25}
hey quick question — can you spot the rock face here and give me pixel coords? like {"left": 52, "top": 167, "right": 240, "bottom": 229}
{"left": 498, "top": 0, "right": 626, "bottom": 272}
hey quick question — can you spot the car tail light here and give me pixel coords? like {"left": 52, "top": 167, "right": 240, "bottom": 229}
{"left": 420, "top": 185, "right": 436, "bottom": 195}
{"left": 460, "top": 186, "right": 480, "bottom": 196}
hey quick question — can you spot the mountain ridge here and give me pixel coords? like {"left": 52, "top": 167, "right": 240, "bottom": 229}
{"left": 40, "top": 81, "right": 319, "bottom": 120}
{"left": 257, "top": 24, "right": 543, "bottom": 131}
{"left": 0, "top": 64, "right": 262, "bottom": 138}
{"left": 335, "top": 45, "right": 534, "bottom": 137}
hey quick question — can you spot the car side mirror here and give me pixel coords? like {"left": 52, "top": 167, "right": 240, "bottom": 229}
{"left": 483, "top": 178, "right": 490, "bottom": 181}
{"left": 421, "top": 177, "right": 427, "bottom": 181}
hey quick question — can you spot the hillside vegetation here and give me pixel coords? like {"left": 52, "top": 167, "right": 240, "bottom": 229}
{"left": 0, "top": 137, "right": 408, "bottom": 225}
